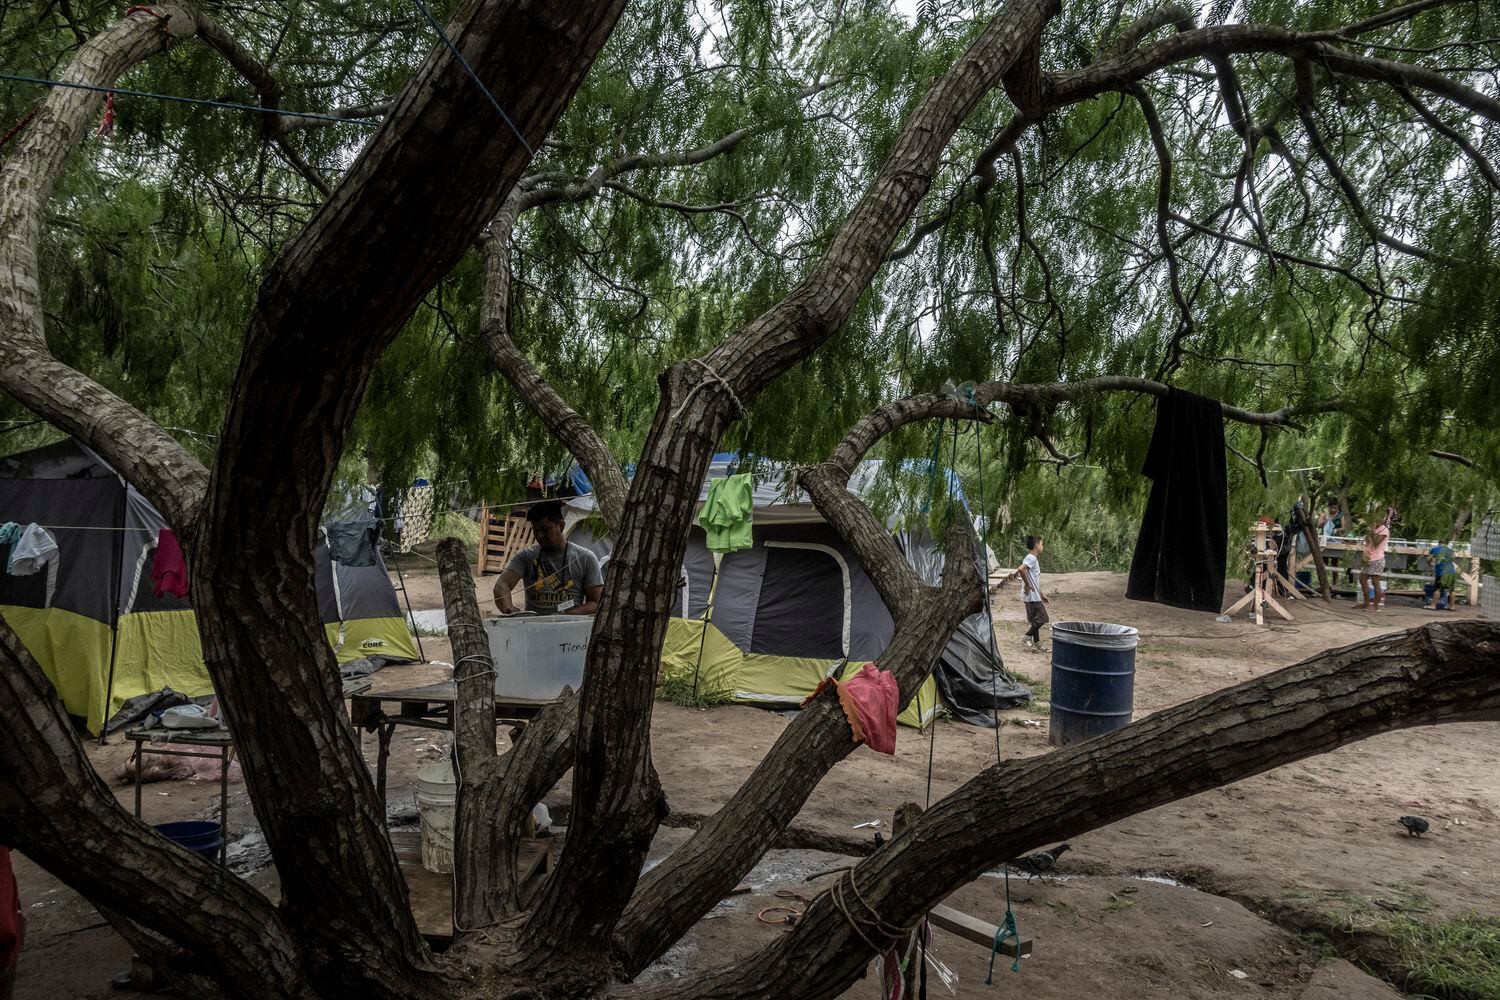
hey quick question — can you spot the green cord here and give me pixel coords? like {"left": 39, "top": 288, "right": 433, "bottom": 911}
{"left": 985, "top": 867, "right": 1022, "bottom": 983}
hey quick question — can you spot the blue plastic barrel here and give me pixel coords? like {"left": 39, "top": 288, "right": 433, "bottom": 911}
{"left": 1048, "top": 621, "right": 1138, "bottom": 747}
{"left": 154, "top": 821, "right": 223, "bottom": 860}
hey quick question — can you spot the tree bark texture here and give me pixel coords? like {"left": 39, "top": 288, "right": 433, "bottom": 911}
{"left": 614, "top": 512, "right": 982, "bottom": 973}
{"left": 616, "top": 620, "right": 1500, "bottom": 1000}
{"left": 526, "top": 0, "right": 1058, "bottom": 958}
{"left": 0, "top": 5, "right": 208, "bottom": 528}
{"left": 436, "top": 537, "right": 504, "bottom": 930}
{"left": 434, "top": 536, "right": 582, "bottom": 926}
{"left": 0, "top": 616, "right": 313, "bottom": 1000}
{"left": 174, "top": 0, "right": 630, "bottom": 990}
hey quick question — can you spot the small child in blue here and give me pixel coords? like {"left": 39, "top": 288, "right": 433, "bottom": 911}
{"left": 1424, "top": 543, "right": 1458, "bottom": 610}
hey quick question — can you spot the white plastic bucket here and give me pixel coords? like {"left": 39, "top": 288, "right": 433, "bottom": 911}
{"left": 415, "top": 761, "right": 457, "bottom": 874}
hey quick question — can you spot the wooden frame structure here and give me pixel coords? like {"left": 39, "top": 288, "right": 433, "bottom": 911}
{"left": 475, "top": 507, "right": 535, "bottom": 576}
{"left": 1289, "top": 535, "right": 1481, "bottom": 607}
{"left": 1225, "top": 523, "right": 1297, "bottom": 626}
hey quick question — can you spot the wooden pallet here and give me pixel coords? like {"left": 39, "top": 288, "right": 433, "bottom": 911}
{"left": 476, "top": 508, "right": 534, "bottom": 576}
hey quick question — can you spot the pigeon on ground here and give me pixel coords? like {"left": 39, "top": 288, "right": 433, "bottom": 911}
{"left": 1011, "top": 843, "right": 1071, "bottom": 879}
{"left": 1398, "top": 816, "right": 1430, "bottom": 838}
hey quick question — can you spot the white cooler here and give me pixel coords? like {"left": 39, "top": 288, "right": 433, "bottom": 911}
{"left": 484, "top": 615, "right": 591, "bottom": 701}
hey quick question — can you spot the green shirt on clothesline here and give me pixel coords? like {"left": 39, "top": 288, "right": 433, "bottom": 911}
{"left": 698, "top": 473, "right": 754, "bottom": 553}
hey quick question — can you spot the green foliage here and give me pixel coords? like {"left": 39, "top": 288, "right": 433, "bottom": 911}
{"left": 656, "top": 671, "right": 735, "bottom": 709}
{"left": 1391, "top": 914, "right": 1500, "bottom": 1000}
{"left": 1, "top": 0, "right": 1496, "bottom": 540}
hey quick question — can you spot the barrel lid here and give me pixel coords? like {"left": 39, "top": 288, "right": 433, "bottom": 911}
{"left": 1051, "top": 620, "right": 1139, "bottom": 650}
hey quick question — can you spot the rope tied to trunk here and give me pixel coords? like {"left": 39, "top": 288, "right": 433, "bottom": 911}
{"left": 829, "top": 869, "right": 912, "bottom": 956}
{"left": 669, "top": 358, "right": 745, "bottom": 422}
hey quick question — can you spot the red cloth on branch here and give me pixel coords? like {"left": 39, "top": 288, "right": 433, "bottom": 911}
{"left": 150, "top": 529, "right": 188, "bottom": 598}
{"left": 801, "top": 662, "right": 899, "bottom": 755}
{"left": 0, "top": 846, "right": 20, "bottom": 972}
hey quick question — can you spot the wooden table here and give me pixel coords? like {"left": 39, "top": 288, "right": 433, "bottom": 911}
{"left": 348, "top": 682, "right": 551, "bottom": 803}
{"left": 126, "top": 727, "right": 235, "bottom": 866}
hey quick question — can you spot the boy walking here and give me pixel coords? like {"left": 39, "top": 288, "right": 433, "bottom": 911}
{"left": 1017, "top": 535, "right": 1050, "bottom": 652}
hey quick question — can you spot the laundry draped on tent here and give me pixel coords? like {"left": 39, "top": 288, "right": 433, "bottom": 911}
{"left": 0, "top": 439, "right": 419, "bottom": 734}
{"left": 564, "top": 454, "right": 1029, "bottom": 728}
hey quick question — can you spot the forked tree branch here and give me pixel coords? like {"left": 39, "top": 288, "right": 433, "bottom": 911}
{"left": 618, "top": 620, "right": 1500, "bottom": 1000}
{"left": 615, "top": 485, "right": 984, "bottom": 974}
{"left": 525, "top": 0, "right": 1061, "bottom": 956}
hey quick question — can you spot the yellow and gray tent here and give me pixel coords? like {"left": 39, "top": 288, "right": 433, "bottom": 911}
{"left": 0, "top": 439, "right": 418, "bottom": 734}
{"left": 565, "top": 454, "right": 1028, "bottom": 728}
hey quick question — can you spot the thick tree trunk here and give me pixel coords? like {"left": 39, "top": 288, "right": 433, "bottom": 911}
{"left": 614, "top": 515, "right": 982, "bottom": 972}
{"left": 526, "top": 0, "right": 1059, "bottom": 962}
{"left": 616, "top": 620, "right": 1500, "bottom": 1000}
{"left": 180, "top": 0, "right": 629, "bottom": 990}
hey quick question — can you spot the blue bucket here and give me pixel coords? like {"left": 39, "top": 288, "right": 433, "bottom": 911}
{"left": 154, "top": 821, "right": 222, "bottom": 860}
{"left": 1049, "top": 621, "right": 1138, "bottom": 747}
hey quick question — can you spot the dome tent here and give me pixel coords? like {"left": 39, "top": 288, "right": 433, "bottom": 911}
{"left": 563, "top": 454, "right": 1029, "bottom": 727}
{"left": 0, "top": 439, "right": 418, "bottom": 734}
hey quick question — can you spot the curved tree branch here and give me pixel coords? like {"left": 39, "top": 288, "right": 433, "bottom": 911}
{"left": 524, "top": 0, "right": 1061, "bottom": 958}
{"left": 1131, "top": 86, "right": 1193, "bottom": 373}
{"left": 0, "top": 619, "right": 316, "bottom": 1000}
{"left": 0, "top": 5, "right": 208, "bottom": 529}
{"left": 617, "top": 620, "right": 1500, "bottom": 1000}
{"left": 614, "top": 435, "right": 986, "bottom": 973}
{"left": 480, "top": 194, "right": 630, "bottom": 530}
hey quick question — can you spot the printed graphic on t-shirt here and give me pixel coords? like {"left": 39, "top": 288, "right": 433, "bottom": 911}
{"left": 527, "top": 556, "right": 577, "bottom": 613}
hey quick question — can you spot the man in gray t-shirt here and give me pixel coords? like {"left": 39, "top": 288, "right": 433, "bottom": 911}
{"left": 493, "top": 500, "right": 604, "bottom": 616}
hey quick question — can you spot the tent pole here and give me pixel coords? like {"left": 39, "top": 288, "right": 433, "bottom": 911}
{"left": 100, "top": 488, "right": 128, "bottom": 743}
{"left": 690, "top": 555, "right": 721, "bottom": 698}
{"left": 390, "top": 546, "right": 425, "bottom": 661}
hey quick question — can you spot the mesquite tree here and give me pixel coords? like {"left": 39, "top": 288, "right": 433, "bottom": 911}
{"left": 1, "top": 1, "right": 1498, "bottom": 998}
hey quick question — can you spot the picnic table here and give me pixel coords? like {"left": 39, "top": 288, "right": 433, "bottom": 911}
{"left": 348, "top": 682, "right": 549, "bottom": 803}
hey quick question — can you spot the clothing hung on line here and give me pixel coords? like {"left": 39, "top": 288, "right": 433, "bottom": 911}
{"left": 1125, "top": 387, "right": 1227, "bottom": 613}
{"left": 801, "top": 662, "right": 899, "bottom": 755}
{"left": 0, "top": 845, "right": 19, "bottom": 977}
{"left": 0, "top": 521, "right": 60, "bottom": 607}
{"left": 698, "top": 473, "right": 754, "bottom": 553}
{"left": 150, "top": 528, "right": 189, "bottom": 599}
{"left": 324, "top": 519, "right": 379, "bottom": 567}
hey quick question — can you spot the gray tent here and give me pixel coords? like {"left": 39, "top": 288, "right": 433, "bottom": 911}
{"left": 566, "top": 454, "right": 1027, "bottom": 726}
{"left": 0, "top": 439, "right": 419, "bottom": 733}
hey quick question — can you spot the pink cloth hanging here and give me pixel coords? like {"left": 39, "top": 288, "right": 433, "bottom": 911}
{"left": 801, "top": 662, "right": 899, "bottom": 755}
{"left": 150, "top": 529, "right": 189, "bottom": 599}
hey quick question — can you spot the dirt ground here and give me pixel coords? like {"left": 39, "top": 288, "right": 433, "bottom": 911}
{"left": 11, "top": 565, "right": 1494, "bottom": 999}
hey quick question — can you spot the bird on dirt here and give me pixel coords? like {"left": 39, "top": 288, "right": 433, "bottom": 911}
{"left": 1398, "top": 816, "right": 1430, "bottom": 838}
{"left": 1011, "top": 843, "right": 1071, "bottom": 879}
